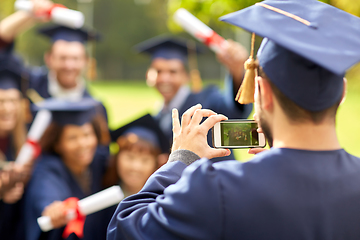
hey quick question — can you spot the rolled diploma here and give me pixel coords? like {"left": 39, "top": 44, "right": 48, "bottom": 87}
{"left": 37, "top": 186, "right": 124, "bottom": 232}
{"left": 15, "top": 110, "right": 52, "bottom": 165}
{"left": 174, "top": 8, "right": 227, "bottom": 53}
{"left": 14, "top": 0, "right": 84, "bottom": 29}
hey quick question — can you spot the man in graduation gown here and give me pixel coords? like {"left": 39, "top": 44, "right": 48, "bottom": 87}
{"left": 0, "top": 2, "right": 110, "bottom": 156}
{"left": 108, "top": 1, "right": 360, "bottom": 239}
{"left": 135, "top": 35, "right": 253, "bottom": 161}
{"left": 0, "top": 0, "right": 106, "bottom": 111}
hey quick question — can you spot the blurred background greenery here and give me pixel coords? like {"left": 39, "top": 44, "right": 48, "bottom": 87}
{"left": 0, "top": 0, "right": 359, "bottom": 159}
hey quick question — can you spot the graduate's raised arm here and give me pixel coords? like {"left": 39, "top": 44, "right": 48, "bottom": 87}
{"left": 0, "top": 0, "right": 53, "bottom": 43}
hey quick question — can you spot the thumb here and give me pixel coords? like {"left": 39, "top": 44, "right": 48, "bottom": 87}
{"left": 207, "top": 148, "right": 231, "bottom": 160}
{"left": 248, "top": 148, "right": 267, "bottom": 155}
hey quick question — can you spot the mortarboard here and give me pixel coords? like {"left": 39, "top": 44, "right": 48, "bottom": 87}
{"left": 134, "top": 35, "right": 204, "bottom": 63}
{"left": 32, "top": 97, "right": 102, "bottom": 126}
{"left": 110, "top": 114, "right": 170, "bottom": 154}
{"left": 38, "top": 25, "right": 100, "bottom": 44}
{"left": 0, "top": 54, "right": 26, "bottom": 91}
{"left": 220, "top": 0, "right": 360, "bottom": 111}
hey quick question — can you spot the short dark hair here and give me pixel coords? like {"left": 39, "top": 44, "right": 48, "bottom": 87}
{"left": 258, "top": 67, "right": 341, "bottom": 124}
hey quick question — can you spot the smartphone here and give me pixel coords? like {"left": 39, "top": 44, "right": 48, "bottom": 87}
{"left": 212, "top": 120, "right": 266, "bottom": 148}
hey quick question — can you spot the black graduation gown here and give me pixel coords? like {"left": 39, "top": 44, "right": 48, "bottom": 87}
{"left": 24, "top": 148, "right": 115, "bottom": 240}
{"left": 0, "top": 136, "right": 26, "bottom": 240}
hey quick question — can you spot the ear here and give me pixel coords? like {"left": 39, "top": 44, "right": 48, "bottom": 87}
{"left": 257, "top": 76, "right": 273, "bottom": 111}
{"left": 340, "top": 78, "right": 347, "bottom": 105}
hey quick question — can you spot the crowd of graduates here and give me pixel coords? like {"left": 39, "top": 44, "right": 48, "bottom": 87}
{"left": 2, "top": 0, "right": 360, "bottom": 239}
{"left": 0, "top": 0, "right": 253, "bottom": 239}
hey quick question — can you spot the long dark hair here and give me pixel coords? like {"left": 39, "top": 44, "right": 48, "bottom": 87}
{"left": 102, "top": 133, "right": 161, "bottom": 188}
{"left": 39, "top": 118, "right": 103, "bottom": 154}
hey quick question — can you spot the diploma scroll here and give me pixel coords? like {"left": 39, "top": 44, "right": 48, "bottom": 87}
{"left": 37, "top": 186, "right": 124, "bottom": 232}
{"left": 174, "top": 8, "right": 228, "bottom": 54}
{"left": 14, "top": 0, "right": 84, "bottom": 29}
{"left": 15, "top": 110, "right": 52, "bottom": 165}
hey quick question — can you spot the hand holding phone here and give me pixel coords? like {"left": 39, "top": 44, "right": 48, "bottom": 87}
{"left": 212, "top": 120, "right": 266, "bottom": 148}
{"left": 171, "top": 105, "right": 231, "bottom": 159}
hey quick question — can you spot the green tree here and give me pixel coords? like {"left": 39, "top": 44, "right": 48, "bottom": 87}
{"left": 0, "top": 0, "right": 15, "bottom": 19}
{"left": 167, "top": 0, "right": 358, "bottom": 33}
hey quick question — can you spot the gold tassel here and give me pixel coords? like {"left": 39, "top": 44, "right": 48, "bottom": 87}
{"left": 26, "top": 89, "right": 44, "bottom": 104}
{"left": 235, "top": 33, "right": 258, "bottom": 104}
{"left": 87, "top": 57, "right": 98, "bottom": 81}
{"left": 190, "top": 69, "right": 202, "bottom": 93}
{"left": 187, "top": 40, "right": 203, "bottom": 93}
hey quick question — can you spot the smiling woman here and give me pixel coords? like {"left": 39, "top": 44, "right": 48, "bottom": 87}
{"left": 104, "top": 114, "right": 170, "bottom": 197}
{"left": 24, "top": 98, "right": 113, "bottom": 240}
{"left": 0, "top": 55, "right": 34, "bottom": 240}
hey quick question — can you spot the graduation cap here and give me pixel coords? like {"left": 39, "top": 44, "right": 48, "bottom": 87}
{"left": 134, "top": 35, "right": 204, "bottom": 63}
{"left": 0, "top": 54, "right": 26, "bottom": 91}
{"left": 220, "top": 0, "right": 360, "bottom": 111}
{"left": 33, "top": 97, "right": 102, "bottom": 126}
{"left": 110, "top": 114, "right": 170, "bottom": 154}
{"left": 38, "top": 25, "right": 100, "bottom": 44}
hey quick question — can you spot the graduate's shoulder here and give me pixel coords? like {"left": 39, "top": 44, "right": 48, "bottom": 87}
{"left": 34, "top": 153, "right": 67, "bottom": 175}
{"left": 27, "top": 66, "right": 48, "bottom": 83}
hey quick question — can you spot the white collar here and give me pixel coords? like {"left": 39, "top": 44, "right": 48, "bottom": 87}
{"left": 161, "top": 86, "right": 191, "bottom": 112}
{"left": 48, "top": 71, "right": 86, "bottom": 101}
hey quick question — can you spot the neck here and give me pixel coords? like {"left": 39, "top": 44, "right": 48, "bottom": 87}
{"left": 271, "top": 112, "right": 340, "bottom": 151}
{"left": 122, "top": 184, "right": 141, "bottom": 196}
{"left": 64, "top": 160, "right": 87, "bottom": 175}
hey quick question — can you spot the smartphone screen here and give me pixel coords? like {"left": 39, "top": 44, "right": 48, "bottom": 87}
{"left": 220, "top": 122, "right": 260, "bottom": 147}
{"left": 213, "top": 120, "right": 266, "bottom": 148}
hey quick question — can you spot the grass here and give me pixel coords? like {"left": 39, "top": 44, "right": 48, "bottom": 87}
{"left": 88, "top": 78, "right": 360, "bottom": 161}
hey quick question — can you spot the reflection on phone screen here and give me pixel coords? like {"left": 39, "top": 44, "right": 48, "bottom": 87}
{"left": 221, "top": 122, "right": 259, "bottom": 147}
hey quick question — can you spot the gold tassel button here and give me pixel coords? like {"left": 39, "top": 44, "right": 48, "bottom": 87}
{"left": 235, "top": 33, "right": 257, "bottom": 104}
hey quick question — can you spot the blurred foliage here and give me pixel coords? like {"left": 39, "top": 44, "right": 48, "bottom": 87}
{"left": 332, "top": 0, "right": 360, "bottom": 16}
{"left": 0, "top": 0, "right": 16, "bottom": 19}
{"left": 1, "top": 0, "right": 360, "bottom": 79}
{"left": 167, "top": 0, "right": 359, "bottom": 32}
{"left": 92, "top": 0, "right": 169, "bottom": 79}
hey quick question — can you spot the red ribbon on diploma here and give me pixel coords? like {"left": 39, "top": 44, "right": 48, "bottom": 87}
{"left": 26, "top": 139, "right": 42, "bottom": 159}
{"left": 195, "top": 31, "right": 225, "bottom": 48}
{"left": 62, "top": 197, "right": 86, "bottom": 239}
{"left": 36, "top": 4, "right": 66, "bottom": 19}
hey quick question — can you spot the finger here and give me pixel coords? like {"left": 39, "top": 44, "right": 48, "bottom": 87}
{"left": 248, "top": 148, "right": 267, "bottom": 155}
{"left": 201, "top": 114, "right": 228, "bottom": 132}
{"left": 172, "top": 108, "right": 180, "bottom": 137}
{"left": 207, "top": 148, "right": 231, "bottom": 159}
{"left": 190, "top": 109, "right": 217, "bottom": 127}
{"left": 257, "top": 127, "right": 263, "bottom": 133}
{"left": 181, "top": 104, "right": 202, "bottom": 129}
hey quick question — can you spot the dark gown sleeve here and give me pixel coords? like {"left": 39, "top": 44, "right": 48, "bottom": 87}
{"left": 25, "top": 150, "right": 113, "bottom": 240}
{"left": 28, "top": 67, "right": 51, "bottom": 99}
{"left": 0, "top": 38, "right": 14, "bottom": 53}
{"left": 24, "top": 155, "right": 72, "bottom": 240}
{"left": 107, "top": 159, "right": 224, "bottom": 240}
